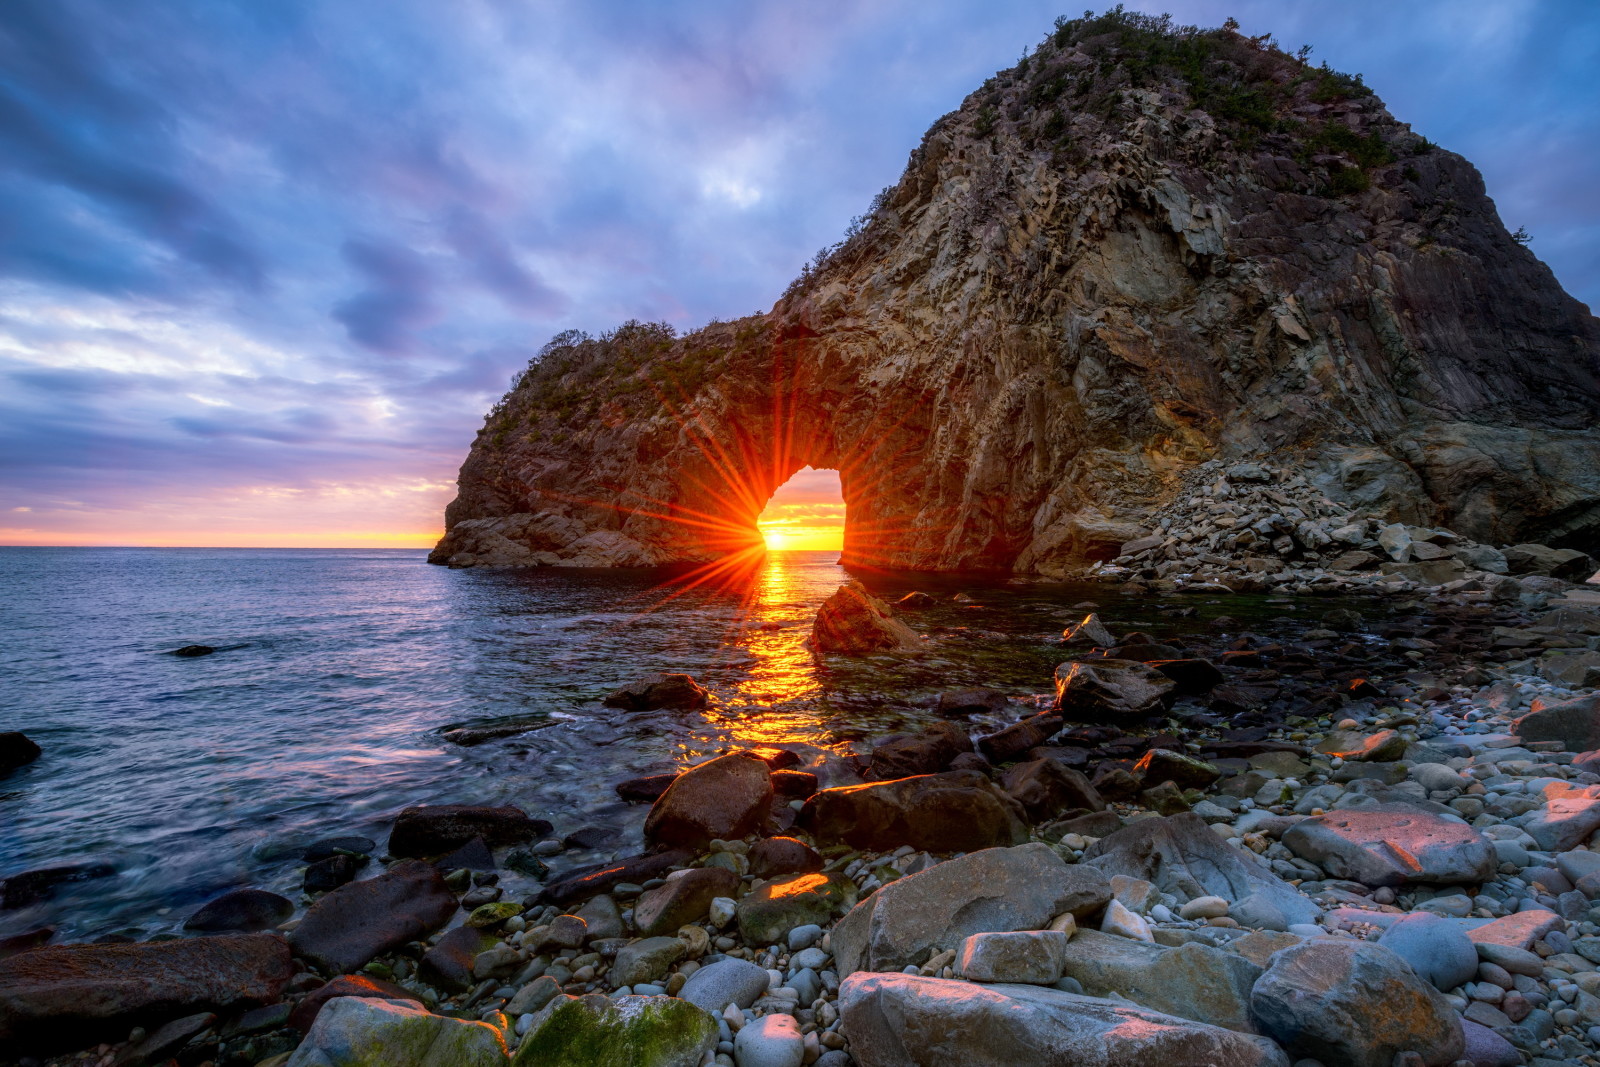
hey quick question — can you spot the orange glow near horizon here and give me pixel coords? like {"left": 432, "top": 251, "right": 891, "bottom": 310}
{"left": 756, "top": 466, "right": 845, "bottom": 552}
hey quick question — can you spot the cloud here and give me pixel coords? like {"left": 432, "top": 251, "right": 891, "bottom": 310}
{"left": 332, "top": 239, "right": 439, "bottom": 354}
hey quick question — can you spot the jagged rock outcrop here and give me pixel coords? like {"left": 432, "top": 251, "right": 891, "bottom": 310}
{"left": 434, "top": 11, "right": 1600, "bottom": 574}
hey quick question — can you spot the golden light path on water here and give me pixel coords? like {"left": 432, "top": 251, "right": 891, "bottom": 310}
{"left": 716, "top": 548, "right": 832, "bottom": 745}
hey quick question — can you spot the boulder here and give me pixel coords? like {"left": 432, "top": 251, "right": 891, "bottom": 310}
{"left": 0, "top": 732, "right": 41, "bottom": 775}
{"left": 748, "top": 837, "right": 822, "bottom": 880}
{"left": 1282, "top": 805, "right": 1497, "bottom": 887}
{"left": 0, "top": 933, "right": 293, "bottom": 1049}
{"left": 868, "top": 723, "right": 972, "bottom": 779}
{"left": 1082, "top": 814, "right": 1319, "bottom": 927}
{"left": 839, "top": 974, "right": 1289, "bottom": 1066}
{"left": 540, "top": 849, "right": 694, "bottom": 907}
{"left": 419, "top": 926, "right": 496, "bottom": 992}
{"left": 184, "top": 888, "right": 294, "bottom": 933}
{"left": 1513, "top": 694, "right": 1600, "bottom": 752}
{"left": 1054, "top": 659, "right": 1176, "bottom": 718}
{"left": 1056, "top": 928, "right": 1262, "bottom": 1034}
{"left": 1521, "top": 781, "right": 1600, "bottom": 851}
{"left": 934, "top": 688, "right": 1011, "bottom": 716}
{"left": 679, "top": 957, "right": 771, "bottom": 1014}
{"left": 643, "top": 753, "right": 773, "bottom": 849}
{"left": 801, "top": 771, "right": 1028, "bottom": 853}
{"left": 1000, "top": 758, "right": 1105, "bottom": 822}
{"left": 769, "top": 769, "right": 817, "bottom": 799}
{"left": 1, "top": 863, "right": 116, "bottom": 910}
{"left": 1503, "top": 543, "right": 1597, "bottom": 582}
{"left": 1377, "top": 912, "right": 1479, "bottom": 991}
{"left": 1062, "top": 613, "right": 1116, "bottom": 647}
{"left": 601, "top": 672, "right": 710, "bottom": 711}
{"left": 285, "top": 995, "right": 507, "bottom": 1067}
{"left": 809, "top": 582, "right": 922, "bottom": 655}
{"left": 288, "top": 860, "right": 458, "bottom": 973}
{"left": 737, "top": 873, "right": 857, "bottom": 946}
{"left": 633, "top": 867, "right": 740, "bottom": 936}
{"left": 1543, "top": 650, "right": 1600, "bottom": 688}
{"left": 512, "top": 992, "right": 717, "bottom": 1067}
{"left": 956, "top": 931, "right": 1070, "bottom": 985}
{"left": 287, "top": 974, "right": 422, "bottom": 1033}
{"left": 305, "top": 854, "right": 367, "bottom": 893}
{"left": 387, "top": 805, "right": 551, "bottom": 858}
{"left": 615, "top": 773, "right": 678, "bottom": 802}
{"left": 1251, "top": 939, "right": 1465, "bottom": 1067}
{"left": 975, "top": 716, "right": 1062, "bottom": 764}
{"left": 1133, "top": 749, "right": 1220, "bottom": 790}
{"left": 832, "top": 843, "right": 1110, "bottom": 976}
{"left": 1148, "top": 658, "right": 1225, "bottom": 694}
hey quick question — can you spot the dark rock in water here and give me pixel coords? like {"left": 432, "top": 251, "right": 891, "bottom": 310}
{"left": 869, "top": 722, "right": 972, "bottom": 779}
{"left": 896, "top": 591, "right": 936, "bottom": 609}
{"left": 438, "top": 715, "right": 550, "bottom": 746}
{"left": 744, "top": 746, "right": 802, "bottom": 770}
{"left": 0, "top": 732, "right": 42, "bottom": 775}
{"left": 388, "top": 804, "right": 551, "bottom": 858}
{"left": 1106, "top": 642, "right": 1186, "bottom": 662}
{"left": 1149, "top": 658, "right": 1225, "bottom": 694}
{"left": 562, "top": 826, "right": 618, "bottom": 850}
{"left": 184, "top": 888, "right": 294, "bottom": 933}
{"left": 419, "top": 925, "right": 496, "bottom": 992}
{"left": 286, "top": 973, "right": 422, "bottom": 1033}
{"left": 634, "top": 867, "right": 741, "bottom": 937}
{"left": 539, "top": 849, "right": 694, "bottom": 907}
{"left": 502, "top": 846, "right": 551, "bottom": 879}
{"left": 601, "top": 672, "right": 710, "bottom": 711}
{"left": 1, "top": 863, "right": 116, "bottom": 910}
{"left": 809, "top": 581, "right": 923, "bottom": 655}
{"left": 288, "top": 859, "right": 456, "bottom": 973}
{"left": 749, "top": 837, "right": 823, "bottom": 880}
{"left": 433, "top": 836, "right": 496, "bottom": 872}
{"left": 303, "top": 836, "right": 376, "bottom": 863}
{"left": 304, "top": 854, "right": 366, "bottom": 893}
{"left": 976, "top": 715, "right": 1063, "bottom": 764}
{"left": 0, "top": 928, "right": 53, "bottom": 961}
{"left": 934, "top": 688, "right": 1012, "bottom": 716}
{"left": 770, "top": 768, "right": 818, "bottom": 799}
{"left": 643, "top": 752, "right": 774, "bottom": 849}
{"left": 802, "top": 770, "right": 1028, "bottom": 853}
{"left": 1002, "top": 759, "right": 1106, "bottom": 822}
{"left": 615, "top": 772, "right": 678, "bottom": 802}
{"left": 1055, "top": 659, "right": 1176, "bottom": 718}
{"left": 0, "top": 933, "right": 292, "bottom": 1050}
{"left": 169, "top": 645, "right": 215, "bottom": 657}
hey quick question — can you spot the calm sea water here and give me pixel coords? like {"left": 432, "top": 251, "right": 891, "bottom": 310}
{"left": 0, "top": 547, "right": 1343, "bottom": 942}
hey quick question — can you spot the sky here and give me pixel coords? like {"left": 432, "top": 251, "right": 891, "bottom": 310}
{"left": 0, "top": 1, "right": 1595, "bottom": 549}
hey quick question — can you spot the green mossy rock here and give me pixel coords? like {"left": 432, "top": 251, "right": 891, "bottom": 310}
{"left": 512, "top": 993, "right": 716, "bottom": 1067}
{"left": 736, "top": 872, "right": 858, "bottom": 946}
{"left": 467, "top": 901, "right": 524, "bottom": 928}
{"left": 285, "top": 996, "right": 507, "bottom": 1067}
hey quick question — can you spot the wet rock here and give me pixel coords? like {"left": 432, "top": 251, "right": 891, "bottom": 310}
{"left": 832, "top": 843, "right": 1110, "bottom": 976}
{"left": 1001, "top": 758, "right": 1105, "bottom": 822}
{"left": 0, "top": 933, "right": 293, "bottom": 1049}
{"left": 1148, "top": 658, "right": 1225, "bottom": 694}
{"left": 749, "top": 836, "right": 823, "bottom": 880}
{"left": 1054, "top": 658, "right": 1176, "bottom": 718}
{"left": 615, "top": 773, "right": 678, "bottom": 802}
{"left": 956, "top": 930, "right": 1070, "bottom": 984}
{"left": 1133, "top": 749, "right": 1220, "bottom": 790}
{"left": 1057, "top": 928, "right": 1261, "bottom": 1033}
{"left": 513, "top": 992, "right": 717, "bottom": 1067}
{"left": 289, "top": 859, "right": 457, "bottom": 973}
{"left": 287, "top": 974, "right": 422, "bottom": 1033}
{"left": 975, "top": 715, "right": 1063, "bottom": 764}
{"left": 1521, "top": 782, "right": 1600, "bottom": 851}
{"left": 0, "top": 732, "right": 41, "bottom": 775}
{"left": 601, "top": 672, "right": 710, "bottom": 711}
{"left": 868, "top": 722, "right": 972, "bottom": 778}
{"left": 169, "top": 645, "right": 215, "bottom": 657}
{"left": 1513, "top": 694, "right": 1600, "bottom": 752}
{"left": 643, "top": 752, "right": 774, "bottom": 849}
{"left": 285, "top": 995, "right": 507, "bottom": 1067}
{"left": 934, "top": 688, "right": 1011, "bottom": 716}
{"left": 184, "top": 888, "right": 294, "bottom": 933}
{"left": 305, "top": 854, "right": 367, "bottom": 893}
{"left": 801, "top": 770, "right": 1028, "bottom": 853}
{"left": 734, "top": 1012, "right": 804, "bottom": 1067}
{"left": 1062, "top": 613, "right": 1117, "bottom": 647}
{"left": 679, "top": 957, "right": 771, "bottom": 1014}
{"left": 1282, "top": 804, "right": 1495, "bottom": 887}
{"left": 0, "top": 863, "right": 117, "bottom": 910}
{"left": 1251, "top": 939, "right": 1464, "bottom": 1067}
{"left": 809, "top": 581, "right": 922, "bottom": 655}
{"left": 1377, "top": 912, "right": 1479, "bottom": 991}
{"left": 387, "top": 805, "right": 551, "bottom": 858}
{"left": 769, "top": 768, "right": 817, "bottom": 798}
{"left": 839, "top": 974, "right": 1289, "bottom": 1066}
{"left": 895, "top": 591, "right": 936, "bottom": 609}
{"left": 633, "top": 867, "right": 740, "bottom": 936}
{"left": 303, "top": 837, "right": 376, "bottom": 863}
{"left": 0, "top": 928, "right": 53, "bottom": 960}
{"left": 737, "top": 872, "right": 857, "bottom": 946}
{"left": 540, "top": 849, "right": 693, "bottom": 907}
{"left": 611, "top": 936, "right": 685, "bottom": 986}
{"left": 419, "top": 925, "right": 496, "bottom": 992}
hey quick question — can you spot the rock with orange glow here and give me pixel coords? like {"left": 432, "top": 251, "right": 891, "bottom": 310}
{"left": 1251, "top": 939, "right": 1464, "bottom": 1067}
{"left": 831, "top": 843, "right": 1109, "bottom": 977}
{"left": 801, "top": 771, "right": 1028, "bottom": 854}
{"left": 1281, "top": 803, "right": 1496, "bottom": 887}
{"left": 601, "top": 672, "right": 710, "bottom": 712}
{"left": 808, "top": 582, "right": 922, "bottom": 656}
{"left": 1513, "top": 693, "right": 1600, "bottom": 752}
{"left": 1514, "top": 781, "right": 1600, "bottom": 852}
{"left": 736, "top": 872, "right": 858, "bottom": 946}
{"left": 643, "top": 752, "right": 774, "bottom": 850}
{"left": 838, "top": 974, "right": 1290, "bottom": 1067}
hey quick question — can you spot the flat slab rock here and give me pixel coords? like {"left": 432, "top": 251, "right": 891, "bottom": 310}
{"left": 801, "top": 771, "right": 1028, "bottom": 854}
{"left": 289, "top": 860, "right": 458, "bottom": 974}
{"left": 0, "top": 932, "right": 293, "bottom": 1049}
{"left": 1521, "top": 782, "right": 1600, "bottom": 852}
{"left": 1282, "top": 803, "right": 1495, "bottom": 887}
{"left": 840, "top": 973, "right": 1289, "bottom": 1067}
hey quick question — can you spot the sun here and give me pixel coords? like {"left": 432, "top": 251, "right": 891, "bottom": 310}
{"left": 761, "top": 527, "right": 790, "bottom": 551}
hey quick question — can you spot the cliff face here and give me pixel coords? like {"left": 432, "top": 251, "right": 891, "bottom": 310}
{"left": 433, "top": 12, "right": 1600, "bottom": 574}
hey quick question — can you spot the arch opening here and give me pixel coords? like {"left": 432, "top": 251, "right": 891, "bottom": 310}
{"left": 755, "top": 466, "right": 845, "bottom": 551}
